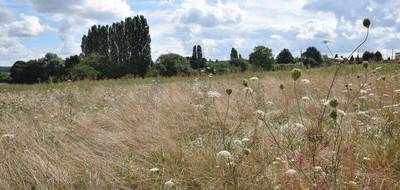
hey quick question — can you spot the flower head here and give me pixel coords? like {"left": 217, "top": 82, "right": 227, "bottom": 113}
{"left": 285, "top": 169, "right": 297, "bottom": 176}
{"left": 301, "top": 79, "right": 310, "bottom": 84}
{"left": 291, "top": 69, "right": 302, "bottom": 81}
{"left": 207, "top": 91, "right": 221, "bottom": 98}
{"left": 363, "top": 18, "right": 371, "bottom": 28}
{"left": 217, "top": 150, "right": 232, "bottom": 162}
{"left": 255, "top": 110, "right": 265, "bottom": 120}
{"left": 2, "top": 134, "right": 15, "bottom": 140}
{"left": 164, "top": 179, "right": 175, "bottom": 188}
{"left": 250, "top": 77, "right": 259, "bottom": 81}
{"left": 150, "top": 167, "right": 160, "bottom": 173}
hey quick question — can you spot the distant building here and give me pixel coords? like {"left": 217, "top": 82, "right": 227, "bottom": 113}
{"left": 396, "top": 52, "right": 400, "bottom": 63}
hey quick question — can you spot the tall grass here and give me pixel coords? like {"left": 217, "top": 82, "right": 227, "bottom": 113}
{"left": 0, "top": 62, "right": 399, "bottom": 189}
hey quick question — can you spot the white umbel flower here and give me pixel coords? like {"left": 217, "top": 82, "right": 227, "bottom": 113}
{"left": 301, "top": 79, "right": 310, "bottom": 84}
{"left": 164, "top": 179, "right": 175, "bottom": 188}
{"left": 302, "top": 96, "right": 310, "bottom": 101}
{"left": 150, "top": 167, "right": 160, "bottom": 173}
{"left": 217, "top": 150, "right": 232, "bottom": 162}
{"left": 285, "top": 169, "right": 297, "bottom": 176}
{"left": 255, "top": 110, "right": 265, "bottom": 120}
{"left": 1, "top": 134, "right": 15, "bottom": 139}
{"left": 241, "top": 138, "right": 250, "bottom": 143}
{"left": 250, "top": 77, "right": 259, "bottom": 81}
{"left": 207, "top": 91, "right": 221, "bottom": 98}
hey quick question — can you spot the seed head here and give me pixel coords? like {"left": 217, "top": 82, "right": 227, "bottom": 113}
{"left": 226, "top": 89, "right": 232, "bottom": 95}
{"left": 279, "top": 84, "right": 284, "bottom": 90}
{"left": 242, "top": 79, "right": 249, "bottom": 87}
{"left": 291, "top": 68, "right": 302, "bottom": 81}
{"left": 362, "top": 61, "right": 369, "bottom": 69}
{"left": 363, "top": 18, "right": 371, "bottom": 28}
{"left": 330, "top": 110, "right": 338, "bottom": 120}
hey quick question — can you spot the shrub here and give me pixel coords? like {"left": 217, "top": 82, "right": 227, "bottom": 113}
{"left": 155, "top": 53, "right": 193, "bottom": 77}
{"left": 70, "top": 64, "right": 100, "bottom": 80}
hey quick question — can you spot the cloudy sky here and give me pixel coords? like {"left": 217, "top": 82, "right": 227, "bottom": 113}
{"left": 0, "top": 0, "right": 399, "bottom": 66}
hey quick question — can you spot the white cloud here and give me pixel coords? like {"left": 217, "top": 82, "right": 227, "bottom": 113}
{"left": 28, "top": 0, "right": 134, "bottom": 56}
{"left": 3, "top": 15, "right": 50, "bottom": 37}
{"left": 0, "top": 3, "right": 13, "bottom": 22}
{"left": 175, "top": 0, "right": 243, "bottom": 27}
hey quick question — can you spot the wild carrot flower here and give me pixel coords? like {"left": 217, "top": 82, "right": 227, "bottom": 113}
{"left": 150, "top": 167, "right": 160, "bottom": 173}
{"left": 337, "top": 109, "right": 346, "bottom": 116}
{"left": 242, "top": 138, "right": 250, "bottom": 143}
{"left": 285, "top": 169, "right": 297, "bottom": 176}
{"left": 301, "top": 79, "right": 310, "bottom": 84}
{"left": 207, "top": 91, "right": 221, "bottom": 98}
{"left": 348, "top": 181, "right": 357, "bottom": 186}
{"left": 255, "top": 110, "right": 265, "bottom": 120}
{"left": 302, "top": 96, "right": 310, "bottom": 101}
{"left": 250, "top": 77, "right": 259, "bottom": 81}
{"left": 394, "top": 89, "right": 400, "bottom": 94}
{"left": 1, "top": 134, "right": 15, "bottom": 139}
{"left": 217, "top": 150, "right": 232, "bottom": 162}
{"left": 233, "top": 140, "right": 243, "bottom": 147}
{"left": 314, "top": 166, "right": 322, "bottom": 172}
{"left": 164, "top": 179, "right": 175, "bottom": 188}
{"left": 244, "top": 87, "right": 254, "bottom": 94}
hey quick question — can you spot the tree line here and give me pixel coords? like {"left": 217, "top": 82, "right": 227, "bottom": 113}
{"left": 8, "top": 15, "right": 389, "bottom": 84}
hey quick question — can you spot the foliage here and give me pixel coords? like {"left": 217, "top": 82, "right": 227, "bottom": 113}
{"left": 230, "top": 48, "right": 239, "bottom": 60}
{"left": 10, "top": 60, "right": 45, "bottom": 84}
{"left": 70, "top": 64, "right": 100, "bottom": 80}
{"left": 249, "top": 46, "right": 275, "bottom": 70}
{"left": 191, "top": 45, "right": 206, "bottom": 70}
{"left": 276, "top": 48, "right": 295, "bottom": 64}
{"left": 302, "top": 46, "right": 323, "bottom": 65}
{"left": 81, "top": 15, "right": 152, "bottom": 78}
{"left": 155, "top": 53, "right": 193, "bottom": 77}
{"left": 0, "top": 72, "right": 11, "bottom": 83}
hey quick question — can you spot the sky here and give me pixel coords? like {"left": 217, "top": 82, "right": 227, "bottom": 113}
{"left": 0, "top": 0, "right": 400, "bottom": 66}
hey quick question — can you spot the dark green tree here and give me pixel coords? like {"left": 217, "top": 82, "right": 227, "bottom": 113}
{"left": 362, "top": 51, "right": 374, "bottom": 61}
{"left": 249, "top": 46, "right": 275, "bottom": 70}
{"left": 374, "top": 51, "right": 383, "bottom": 61}
{"left": 276, "top": 48, "right": 294, "bottom": 64}
{"left": 230, "top": 48, "right": 239, "bottom": 60}
{"left": 191, "top": 45, "right": 206, "bottom": 69}
{"left": 302, "top": 47, "right": 323, "bottom": 64}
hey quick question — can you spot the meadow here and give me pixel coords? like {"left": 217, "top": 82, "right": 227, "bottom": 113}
{"left": 0, "top": 63, "right": 400, "bottom": 189}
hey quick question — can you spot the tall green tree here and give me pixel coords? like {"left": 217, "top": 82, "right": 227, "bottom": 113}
{"left": 191, "top": 45, "right": 205, "bottom": 69}
{"left": 230, "top": 48, "right": 239, "bottom": 60}
{"left": 276, "top": 48, "right": 294, "bottom": 64}
{"left": 302, "top": 47, "right": 323, "bottom": 64}
{"left": 249, "top": 46, "right": 275, "bottom": 70}
{"left": 374, "top": 51, "right": 383, "bottom": 61}
{"left": 81, "top": 15, "right": 152, "bottom": 78}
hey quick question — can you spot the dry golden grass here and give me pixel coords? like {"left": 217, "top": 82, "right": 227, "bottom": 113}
{"left": 1, "top": 64, "right": 400, "bottom": 189}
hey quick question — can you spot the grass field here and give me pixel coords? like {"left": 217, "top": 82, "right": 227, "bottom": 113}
{"left": 1, "top": 63, "right": 400, "bottom": 189}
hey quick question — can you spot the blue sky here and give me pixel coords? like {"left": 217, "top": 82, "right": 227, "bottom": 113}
{"left": 0, "top": 0, "right": 399, "bottom": 66}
